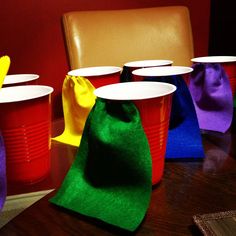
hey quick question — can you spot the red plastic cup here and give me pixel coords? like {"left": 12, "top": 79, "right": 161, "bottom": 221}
{"left": 132, "top": 67, "right": 194, "bottom": 184}
{"left": 124, "top": 59, "right": 173, "bottom": 81}
{"left": 3, "top": 74, "right": 39, "bottom": 87}
{"left": 67, "top": 66, "right": 122, "bottom": 88}
{"left": 191, "top": 56, "right": 236, "bottom": 96}
{"left": 94, "top": 81, "right": 176, "bottom": 185}
{"left": 0, "top": 85, "right": 54, "bottom": 184}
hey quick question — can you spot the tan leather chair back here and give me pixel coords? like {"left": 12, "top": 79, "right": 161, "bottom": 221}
{"left": 62, "top": 6, "right": 194, "bottom": 69}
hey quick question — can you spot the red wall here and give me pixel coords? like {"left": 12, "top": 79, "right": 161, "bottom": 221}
{"left": 0, "top": 0, "right": 210, "bottom": 119}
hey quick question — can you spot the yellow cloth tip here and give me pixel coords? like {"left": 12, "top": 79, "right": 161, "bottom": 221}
{"left": 0, "top": 55, "right": 11, "bottom": 88}
{"left": 1, "top": 55, "right": 10, "bottom": 63}
{"left": 52, "top": 133, "right": 82, "bottom": 147}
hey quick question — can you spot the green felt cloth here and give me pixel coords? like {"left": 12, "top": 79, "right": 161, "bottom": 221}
{"left": 50, "top": 98, "right": 152, "bottom": 231}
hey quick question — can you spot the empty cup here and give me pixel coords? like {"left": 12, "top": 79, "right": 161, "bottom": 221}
{"left": 3, "top": 74, "right": 39, "bottom": 87}
{"left": 0, "top": 85, "right": 54, "bottom": 184}
{"left": 68, "top": 66, "right": 122, "bottom": 88}
{"left": 94, "top": 81, "right": 176, "bottom": 185}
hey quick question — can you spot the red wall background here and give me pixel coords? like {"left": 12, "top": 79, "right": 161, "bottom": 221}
{"left": 0, "top": 0, "right": 211, "bottom": 119}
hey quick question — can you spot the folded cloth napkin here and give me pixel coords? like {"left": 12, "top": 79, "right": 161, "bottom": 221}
{"left": 50, "top": 98, "right": 152, "bottom": 231}
{"left": 0, "top": 133, "right": 6, "bottom": 211}
{"left": 189, "top": 63, "right": 233, "bottom": 133}
{"left": 144, "top": 75, "right": 205, "bottom": 159}
{"left": 52, "top": 75, "right": 96, "bottom": 147}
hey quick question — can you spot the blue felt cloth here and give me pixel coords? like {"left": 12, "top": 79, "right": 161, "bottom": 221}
{"left": 144, "top": 75, "right": 205, "bottom": 160}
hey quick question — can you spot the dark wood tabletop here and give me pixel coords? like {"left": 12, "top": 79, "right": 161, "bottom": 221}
{"left": 1, "top": 119, "right": 236, "bottom": 235}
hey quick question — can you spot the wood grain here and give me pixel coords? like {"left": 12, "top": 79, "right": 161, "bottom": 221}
{"left": 1, "top": 120, "right": 236, "bottom": 235}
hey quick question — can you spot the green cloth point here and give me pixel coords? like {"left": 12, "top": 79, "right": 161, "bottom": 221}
{"left": 50, "top": 98, "right": 152, "bottom": 231}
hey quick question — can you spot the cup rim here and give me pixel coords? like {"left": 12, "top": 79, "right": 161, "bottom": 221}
{"left": 94, "top": 81, "right": 176, "bottom": 101}
{"left": 68, "top": 66, "right": 122, "bottom": 77}
{"left": 124, "top": 59, "right": 173, "bottom": 68}
{"left": 3, "top": 74, "right": 39, "bottom": 85}
{"left": 132, "top": 66, "right": 193, "bottom": 77}
{"left": 0, "top": 85, "right": 54, "bottom": 103}
{"left": 191, "top": 56, "right": 236, "bottom": 63}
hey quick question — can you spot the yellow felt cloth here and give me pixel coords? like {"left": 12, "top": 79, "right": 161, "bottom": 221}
{"left": 52, "top": 75, "right": 96, "bottom": 147}
{"left": 0, "top": 55, "right": 10, "bottom": 88}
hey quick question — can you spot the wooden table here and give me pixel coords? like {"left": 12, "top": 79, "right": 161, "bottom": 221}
{"left": 1, "top": 119, "right": 236, "bottom": 235}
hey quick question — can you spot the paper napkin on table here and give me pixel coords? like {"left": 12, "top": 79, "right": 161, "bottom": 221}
{"left": 52, "top": 75, "right": 96, "bottom": 147}
{"left": 145, "top": 75, "right": 205, "bottom": 159}
{"left": 189, "top": 63, "right": 233, "bottom": 133}
{"left": 50, "top": 98, "right": 152, "bottom": 231}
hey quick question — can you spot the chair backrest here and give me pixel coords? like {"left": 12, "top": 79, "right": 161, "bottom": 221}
{"left": 62, "top": 6, "right": 194, "bottom": 70}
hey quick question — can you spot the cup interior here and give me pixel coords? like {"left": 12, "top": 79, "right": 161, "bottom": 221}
{"left": 94, "top": 81, "right": 176, "bottom": 101}
{"left": 191, "top": 56, "right": 236, "bottom": 63}
{"left": 0, "top": 85, "right": 54, "bottom": 103}
{"left": 124, "top": 60, "right": 173, "bottom": 68}
{"left": 132, "top": 66, "right": 193, "bottom": 77}
{"left": 3, "top": 74, "right": 39, "bottom": 85}
{"left": 68, "top": 66, "right": 122, "bottom": 77}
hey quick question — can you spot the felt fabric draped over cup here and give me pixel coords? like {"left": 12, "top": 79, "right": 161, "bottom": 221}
{"left": 0, "top": 55, "right": 10, "bottom": 211}
{"left": 121, "top": 67, "right": 204, "bottom": 159}
{"left": 0, "top": 134, "right": 6, "bottom": 211}
{"left": 0, "top": 55, "right": 10, "bottom": 88}
{"left": 50, "top": 98, "right": 152, "bottom": 231}
{"left": 52, "top": 75, "right": 96, "bottom": 147}
{"left": 189, "top": 63, "right": 233, "bottom": 133}
{"left": 120, "top": 66, "right": 133, "bottom": 82}
{"left": 144, "top": 75, "right": 204, "bottom": 159}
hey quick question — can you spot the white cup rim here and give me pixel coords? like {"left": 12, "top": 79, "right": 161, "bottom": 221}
{"left": 68, "top": 66, "right": 122, "bottom": 77}
{"left": 0, "top": 85, "right": 54, "bottom": 103}
{"left": 3, "top": 74, "right": 39, "bottom": 85}
{"left": 94, "top": 81, "right": 176, "bottom": 101}
{"left": 132, "top": 66, "right": 193, "bottom": 77}
{"left": 124, "top": 60, "right": 173, "bottom": 68}
{"left": 191, "top": 56, "right": 236, "bottom": 63}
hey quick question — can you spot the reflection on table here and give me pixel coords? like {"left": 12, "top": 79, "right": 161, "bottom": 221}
{"left": 2, "top": 118, "right": 236, "bottom": 235}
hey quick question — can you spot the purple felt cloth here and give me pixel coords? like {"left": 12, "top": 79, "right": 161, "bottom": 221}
{"left": 0, "top": 133, "right": 6, "bottom": 211}
{"left": 189, "top": 63, "right": 233, "bottom": 133}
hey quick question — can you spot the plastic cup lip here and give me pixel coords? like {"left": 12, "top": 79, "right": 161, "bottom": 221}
{"left": 68, "top": 66, "right": 122, "bottom": 77}
{"left": 94, "top": 81, "right": 176, "bottom": 101}
{"left": 132, "top": 66, "right": 193, "bottom": 77}
{"left": 124, "top": 59, "right": 173, "bottom": 68}
{"left": 3, "top": 74, "right": 39, "bottom": 85}
{"left": 0, "top": 85, "right": 54, "bottom": 103}
{"left": 191, "top": 56, "right": 236, "bottom": 63}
